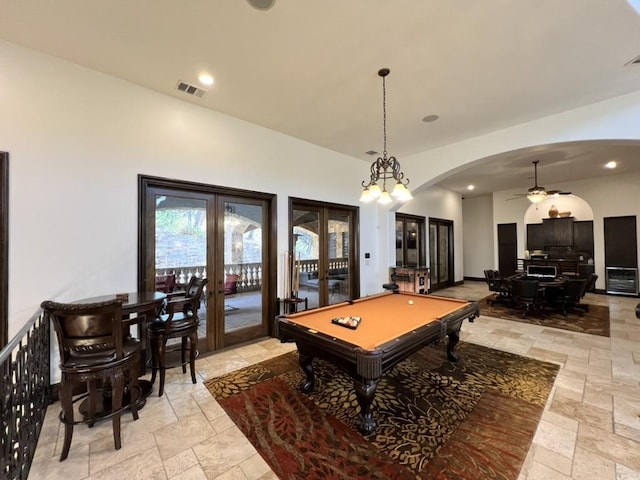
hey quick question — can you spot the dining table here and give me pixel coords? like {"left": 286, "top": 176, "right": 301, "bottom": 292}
{"left": 71, "top": 291, "right": 167, "bottom": 413}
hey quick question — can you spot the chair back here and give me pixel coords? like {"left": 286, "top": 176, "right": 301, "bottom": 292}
{"left": 167, "top": 277, "right": 208, "bottom": 317}
{"left": 224, "top": 274, "right": 240, "bottom": 296}
{"left": 511, "top": 278, "right": 540, "bottom": 302}
{"left": 563, "top": 278, "right": 589, "bottom": 301}
{"left": 155, "top": 273, "right": 177, "bottom": 293}
{"left": 41, "top": 299, "right": 125, "bottom": 366}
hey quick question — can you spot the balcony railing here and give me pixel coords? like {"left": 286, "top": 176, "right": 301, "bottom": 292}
{"left": 0, "top": 309, "right": 51, "bottom": 480}
{"left": 156, "top": 262, "right": 263, "bottom": 292}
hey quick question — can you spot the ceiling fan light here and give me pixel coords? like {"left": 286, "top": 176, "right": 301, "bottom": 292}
{"left": 527, "top": 192, "right": 546, "bottom": 203}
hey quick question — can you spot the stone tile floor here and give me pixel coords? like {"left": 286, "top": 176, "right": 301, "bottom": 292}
{"left": 28, "top": 281, "right": 640, "bottom": 479}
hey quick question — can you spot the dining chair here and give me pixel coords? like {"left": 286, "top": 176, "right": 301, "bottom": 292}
{"left": 555, "top": 278, "right": 590, "bottom": 316}
{"left": 148, "top": 277, "right": 208, "bottom": 397}
{"left": 511, "top": 278, "right": 545, "bottom": 317}
{"left": 41, "top": 299, "right": 142, "bottom": 461}
{"left": 484, "top": 269, "right": 511, "bottom": 305}
{"left": 224, "top": 273, "right": 240, "bottom": 311}
{"left": 155, "top": 273, "right": 177, "bottom": 293}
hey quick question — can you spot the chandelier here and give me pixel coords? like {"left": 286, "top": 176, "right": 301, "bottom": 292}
{"left": 360, "top": 68, "right": 412, "bottom": 204}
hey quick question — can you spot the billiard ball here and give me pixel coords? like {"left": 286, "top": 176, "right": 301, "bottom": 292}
{"left": 408, "top": 300, "right": 414, "bottom": 305}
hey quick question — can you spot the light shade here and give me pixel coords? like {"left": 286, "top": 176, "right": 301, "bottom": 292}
{"left": 527, "top": 192, "right": 546, "bottom": 203}
{"left": 377, "top": 190, "right": 393, "bottom": 204}
{"left": 360, "top": 68, "right": 411, "bottom": 205}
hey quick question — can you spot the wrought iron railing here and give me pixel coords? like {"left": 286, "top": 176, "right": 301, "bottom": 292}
{"left": 0, "top": 309, "right": 51, "bottom": 480}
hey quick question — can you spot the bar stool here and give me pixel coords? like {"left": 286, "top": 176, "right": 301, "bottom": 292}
{"left": 148, "top": 277, "right": 207, "bottom": 397}
{"left": 41, "top": 299, "right": 142, "bottom": 461}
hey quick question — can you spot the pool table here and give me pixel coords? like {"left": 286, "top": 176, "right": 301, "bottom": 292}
{"left": 277, "top": 291, "right": 479, "bottom": 434}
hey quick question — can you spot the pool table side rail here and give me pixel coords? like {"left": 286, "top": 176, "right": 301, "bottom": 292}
{"left": 277, "top": 316, "right": 444, "bottom": 380}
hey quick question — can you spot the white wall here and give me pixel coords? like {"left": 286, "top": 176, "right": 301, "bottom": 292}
{"left": 461, "top": 194, "right": 494, "bottom": 279}
{"left": 0, "top": 40, "right": 385, "bottom": 336}
{"left": 399, "top": 186, "right": 464, "bottom": 282}
{"left": 4, "top": 38, "right": 640, "bottom": 342}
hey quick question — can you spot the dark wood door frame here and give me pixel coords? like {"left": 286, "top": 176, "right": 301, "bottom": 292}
{"left": 289, "top": 197, "right": 360, "bottom": 306}
{"left": 138, "top": 175, "right": 278, "bottom": 350}
{"left": 429, "top": 217, "right": 454, "bottom": 291}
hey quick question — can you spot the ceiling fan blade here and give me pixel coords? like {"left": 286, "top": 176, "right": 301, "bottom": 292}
{"left": 546, "top": 190, "right": 572, "bottom": 195}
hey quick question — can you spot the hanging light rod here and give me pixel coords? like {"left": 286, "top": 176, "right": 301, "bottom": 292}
{"left": 360, "top": 68, "right": 412, "bottom": 204}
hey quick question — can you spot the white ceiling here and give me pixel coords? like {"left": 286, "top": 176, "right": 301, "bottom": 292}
{"left": 3, "top": 0, "right": 640, "bottom": 196}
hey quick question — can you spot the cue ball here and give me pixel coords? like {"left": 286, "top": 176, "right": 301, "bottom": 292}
{"left": 408, "top": 300, "right": 414, "bottom": 305}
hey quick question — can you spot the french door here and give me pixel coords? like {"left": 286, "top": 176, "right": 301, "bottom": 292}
{"left": 138, "top": 176, "right": 276, "bottom": 352}
{"left": 429, "top": 218, "right": 454, "bottom": 291}
{"left": 290, "top": 198, "right": 359, "bottom": 309}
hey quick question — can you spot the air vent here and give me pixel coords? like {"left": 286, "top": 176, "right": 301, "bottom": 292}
{"left": 365, "top": 150, "right": 378, "bottom": 155}
{"left": 176, "top": 81, "right": 207, "bottom": 98}
{"left": 624, "top": 54, "right": 640, "bottom": 66}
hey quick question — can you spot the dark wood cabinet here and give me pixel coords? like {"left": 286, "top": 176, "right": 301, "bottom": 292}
{"left": 526, "top": 223, "right": 545, "bottom": 250}
{"left": 573, "top": 220, "right": 594, "bottom": 256}
{"left": 542, "top": 217, "right": 574, "bottom": 247}
{"left": 604, "top": 216, "right": 637, "bottom": 268}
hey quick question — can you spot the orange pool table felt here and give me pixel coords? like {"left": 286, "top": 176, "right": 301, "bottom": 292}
{"left": 284, "top": 292, "right": 471, "bottom": 350}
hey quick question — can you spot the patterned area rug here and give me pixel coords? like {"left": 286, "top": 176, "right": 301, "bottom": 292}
{"left": 205, "top": 342, "right": 559, "bottom": 480}
{"left": 478, "top": 295, "right": 610, "bottom": 337}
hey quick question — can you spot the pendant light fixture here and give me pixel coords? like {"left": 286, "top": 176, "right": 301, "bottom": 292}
{"left": 360, "top": 68, "right": 412, "bottom": 204}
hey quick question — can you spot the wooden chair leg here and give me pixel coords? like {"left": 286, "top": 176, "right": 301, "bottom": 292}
{"left": 181, "top": 337, "right": 188, "bottom": 374}
{"left": 111, "top": 372, "right": 124, "bottom": 451}
{"left": 59, "top": 380, "right": 75, "bottom": 461}
{"left": 149, "top": 336, "right": 158, "bottom": 387}
{"left": 158, "top": 338, "right": 167, "bottom": 397}
{"left": 87, "top": 380, "right": 98, "bottom": 428}
{"left": 189, "top": 332, "right": 197, "bottom": 385}
{"left": 128, "top": 368, "right": 140, "bottom": 421}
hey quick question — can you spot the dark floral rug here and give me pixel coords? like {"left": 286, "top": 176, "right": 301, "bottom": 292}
{"left": 478, "top": 295, "right": 610, "bottom": 337}
{"left": 205, "top": 342, "right": 559, "bottom": 480}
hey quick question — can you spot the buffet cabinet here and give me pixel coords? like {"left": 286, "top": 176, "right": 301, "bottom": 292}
{"left": 389, "top": 267, "right": 430, "bottom": 294}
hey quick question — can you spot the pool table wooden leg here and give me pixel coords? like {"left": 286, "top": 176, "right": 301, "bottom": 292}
{"left": 354, "top": 378, "right": 380, "bottom": 435}
{"left": 447, "top": 328, "right": 461, "bottom": 362}
{"left": 298, "top": 353, "right": 315, "bottom": 393}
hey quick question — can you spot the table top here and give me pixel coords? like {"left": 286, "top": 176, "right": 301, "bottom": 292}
{"left": 281, "top": 292, "right": 471, "bottom": 350}
{"left": 73, "top": 291, "right": 166, "bottom": 314}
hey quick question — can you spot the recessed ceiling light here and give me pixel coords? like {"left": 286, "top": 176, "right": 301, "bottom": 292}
{"left": 198, "top": 73, "right": 214, "bottom": 86}
{"left": 467, "top": 185, "right": 475, "bottom": 191}
{"left": 247, "top": 0, "right": 275, "bottom": 10}
{"left": 422, "top": 114, "right": 439, "bottom": 123}
{"left": 605, "top": 161, "right": 617, "bottom": 169}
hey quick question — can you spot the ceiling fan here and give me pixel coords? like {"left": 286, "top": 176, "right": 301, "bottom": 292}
{"left": 508, "top": 160, "right": 572, "bottom": 203}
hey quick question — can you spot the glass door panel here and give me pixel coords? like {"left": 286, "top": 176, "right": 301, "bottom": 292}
{"left": 152, "top": 192, "right": 210, "bottom": 352}
{"left": 293, "top": 207, "right": 321, "bottom": 309}
{"left": 222, "top": 201, "right": 263, "bottom": 332}
{"left": 327, "top": 210, "right": 351, "bottom": 304}
{"left": 291, "top": 200, "right": 359, "bottom": 309}
{"left": 395, "top": 219, "right": 404, "bottom": 266}
{"left": 219, "top": 197, "right": 268, "bottom": 346}
{"left": 406, "top": 220, "right": 419, "bottom": 267}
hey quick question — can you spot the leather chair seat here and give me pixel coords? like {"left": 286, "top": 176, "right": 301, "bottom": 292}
{"left": 149, "top": 314, "right": 197, "bottom": 333}
{"left": 64, "top": 339, "right": 140, "bottom": 369}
